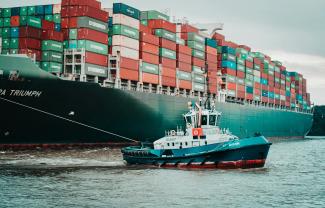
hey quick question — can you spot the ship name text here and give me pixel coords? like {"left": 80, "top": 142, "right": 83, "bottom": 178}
{"left": 0, "top": 89, "right": 42, "bottom": 98}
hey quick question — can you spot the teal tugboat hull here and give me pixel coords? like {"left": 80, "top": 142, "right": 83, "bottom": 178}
{"left": 122, "top": 136, "right": 271, "bottom": 169}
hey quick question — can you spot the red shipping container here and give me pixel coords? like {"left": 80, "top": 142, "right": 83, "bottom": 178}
{"left": 254, "top": 82, "right": 261, "bottom": 89}
{"left": 148, "top": 19, "right": 176, "bottom": 33}
{"left": 19, "top": 49, "right": 41, "bottom": 61}
{"left": 41, "top": 30, "right": 64, "bottom": 42}
{"left": 222, "top": 68, "right": 236, "bottom": 76}
{"left": 159, "top": 38, "right": 176, "bottom": 51}
{"left": 206, "top": 53, "right": 218, "bottom": 63}
{"left": 69, "top": 5, "right": 108, "bottom": 22}
{"left": 160, "top": 57, "right": 176, "bottom": 68}
{"left": 212, "top": 32, "right": 225, "bottom": 41}
{"left": 245, "top": 60, "right": 253, "bottom": 68}
{"left": 140, "top": 42, "right": 159, "bottom": 55}
{"left": 227, "top": 82, "right": 236, "bottom": 90}
{"left": 255, "top": 89, "right": 260, "bottom": 95}
{"left": 140, "top": 52, "right": 159, "bottom": 65}
{"left": 246, "top": 93, "right": 253, "bottom": 100}
{"left": 62, "top": 29, "right": 69, "bottom": 39}
{"left": 42, "top": 20, "right": 55, "bottom": 30}
{"left": 140, "top": 32, "right": 159, "bottom": 46}
{"left": 237, "top": 91, "right": 245, "bottom": 99}
{"left": 236, "top": 71, "right": 245, "bottom": 79}
{"left": 177, "top": 61, "right": 191, "bottom": 72}
{"left": 262, "top": 97, "right": 268, "bottom": 103}
{"left": 181, "top": 24, "right": 199, "bottom": 33}
{"left": 238, "top": 45, "right": 251, "bottom": 52}
{"left": 10, "top": 16, "right": 20, "bottom": 27}
{"left": 19, "top": 27, "right": 42, "bottom": 39}
{"left": 162, "top": 67, "right": 176, "bottom": 78}
{"left": 269, "top": 86, "right": 274, "bottom": 92}
{"left": 85, "top": 52, "right": 108, "bottom": 67}
{"left": 207, "top": 62, "right": 218, "bottom": 71}
{"left": 274, "top": 88, "right": 280, "bottom": 94}
{"left": 269, "top": 99, "right": 275, "bottom": 104}
{"left": 268, "top": 75, "right": 274, "bottom": 82}
{"left": 274, "top": 72, "right": 281, "bottom": 78}
{"left": 18, "top": 38, "right": 41, "bottom": 50}
{"left": 61, "top": 6, "right": 70, "bottom": 17}
{"left": 208, "top": 84, "right": 218, "bottom": 94}
{"left": 177, "top": 44, "right": 191, "bottom": 55}
{"left": 192, "top": 57, "right": 205, "bottom": 68}
{"left": 177, "top": 53, "right": 191, "bottom": 64}
{"left": 179, "top": 80, "right": 192, "bottom": 90}
{"left": 142, "top": 72, "right": 159, "bottom": 84}
{"left": 140, "top": 24, "right": 151, "bottom": 33}
{"left": 61, "top": 18, "right": 69, "bottom": 28}
{"left": 253, "top": 58, "right": 262, "bottom": 65}
{"left": 77, "top": 28, "right": 108, "bottom": 44}
{"left": 261, "top": 85, "right": 268, "bottom": 90}
{"left": 64, "top": 0, "right": 101, "bottom": 9}
{"left": 237, "top": 84, "right": 245, "bottom": 92}
{"left": 261, "top": 73, "right": 268, "bottom": 79}
{"left": 206, "top": 46, "right": 217, "bottom": 55}
{"left": 207, "top": 71, "right": 218, "bottom": 78}
{"left": 207, "top": 78, "right": 217, "bottom": 85}
{"left": 120, "top": 68, "right": 139, "bottom": 81}
{"left": 161, "top": 76, "right": 176, "bottom": 87}
{"left": 120, "top": 57, "right": 139, "bottom": 70}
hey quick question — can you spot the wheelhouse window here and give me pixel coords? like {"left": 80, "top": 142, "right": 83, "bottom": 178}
{"left": 201, "top": 115, "right": 207, "bottom": 125}
{"left": 209, "top": 115, "right": 216, "bottom": 126}
{"left": 186, "top": 116, "right": 192, "bottom": 125}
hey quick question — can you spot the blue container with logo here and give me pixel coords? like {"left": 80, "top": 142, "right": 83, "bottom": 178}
{"left": 10, "top": 27, "right": 19, "bottom": 38}
{"left": 262, "top": 90, "right": 268, "bottom": 97}
{"left": 221, "top": 60, "right": 236, "bottom": 70}
{"left": 113, "top": 3, "right": 140, "bottom": 20}
{"left": 205, "top": 38, "right": 217, "bottom": 48}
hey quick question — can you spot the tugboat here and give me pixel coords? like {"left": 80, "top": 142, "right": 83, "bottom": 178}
{"left": 121, "top": 100, "right": 272, "bottom": 169}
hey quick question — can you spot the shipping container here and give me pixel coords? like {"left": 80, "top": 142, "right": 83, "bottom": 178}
{"left": 142, "top": 72, "right": 159, "bottom": 84}
{"left": 140, "top": 61, "right": 159, "bottom": 74}
{"left": 77, "top": 40, "right": 108, "bottom": 55}
{"left": 113, "top": 14, "right": 140, "bottom": 30}
{"left": 69, "top": 16, "right": 109, "bottom": 33}
{"left": 148, "top": 19, "right": 176, "bottom": 33}
{"left": 112, "top": 24, "right": 139, "bottom": 40}
{"left": 85, "top": 51, "right": 108, "bottom": 67}
{"left": 154, "top": 29, "right": 176, "bottom": 42}
{"left": 159, "top": 48, "right": 176, "bottom": 60}
{"left": 141, "top": 10, "right": 170, "bottom": 21}
{"left": 112, "top": 35, "right": 139, "bottom": 50}
{"left": 112, "top": 46, "right": 139, "bottom": 59}
{"left": 113, "top": 3, "right": 140, "bottom": 20}
{"left": 84, "top": 63, "right": 108, "bottom": 77}
{"left": 41, "top": 62, "right": 62, "bottom": 73}
{"left": 42, "top": 51, "right": 63, "bottom": 62}
{"left": 42, "top": 40, "right": 63, "bottom": 52}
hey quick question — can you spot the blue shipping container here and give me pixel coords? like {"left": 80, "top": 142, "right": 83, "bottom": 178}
{"left": 11, "top": 7, "right": 20, "bottom": 16}
{"left": 35, "top": 5, "right": 45, "bottom": 15}
{"left": 54, "top": 23, "right": 61, "bottom": 32}
{"left": 113, "top": 3, "right": 140, "bottom": 20}
{"left": 44, "top": 5, "right": 53, "bottom": 15}
{"left": 205, "top": 38, "right": 217, "bottom": 48}
{"left": 221, "top": 60, "right": 236, "bottom": 70}
{"left": 68, "top": 40, "right": 78, "bottom": 49}
{"left": 286, "top": 91, "right": 291, "bottom": 97}
{"left": 246, "top": 86, "right": 254, "bottom": 94}
{"left": 269, "top": 92, "right": 275, "bottom": 98}
{"left": 261, "top": 78, "right": 268, "bottom": 85}
{"left": 296, "top": 94, "right": 303, "bottom": 100}
{"left": 10, "top": 27, "right": 19, "bottom": 38}
{"left": 262, "top": 90, "right": 268, "bottom": 97}
{"left": 108, "top": 17, "right": 113, "bottom": 27}
{"left": 222, "top": 46, "right": 236, "bottom": 55}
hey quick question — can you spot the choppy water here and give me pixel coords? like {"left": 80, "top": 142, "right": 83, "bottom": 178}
{"left": 0, "top": 138, "right": 324, "bottom": 208}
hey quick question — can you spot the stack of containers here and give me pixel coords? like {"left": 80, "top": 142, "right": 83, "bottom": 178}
{"left": 61, "top": 0, "right": 109, "bottom": 78}
{"left": 139, "top": 10, "right": 168, "bottom": 85}
{"left": 183, "top": 32, "right": 206, "bottom": 93}
{"left": 176, "top": 24, "right": 196, "bottom": 91}
{"left": 236, "top": 48, "right": 252, "bottom": 100}
{"left": 221, "top": 46, "right": 238, "bottom": 97}
{"left": 284, "top": 71, "right": 292, "bottom": 107}
{"left": 280, "top": 66, "right": 287, "bottom": 106}
{"left": 205, "top": 38, "right": 218, "bottom": 94}
{"left": 41, "top": 31, "right": 64, "bottom": 73}
{"left": 112, "top": 3, "right": 140, "bottom": 81}
{"left": 148, "top": 18, "right": 177, "bottom": 88}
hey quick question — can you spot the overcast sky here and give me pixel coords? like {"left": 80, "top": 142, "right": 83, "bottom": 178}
{"left": 1, "top": 0, "right": 325, "bottom": 104}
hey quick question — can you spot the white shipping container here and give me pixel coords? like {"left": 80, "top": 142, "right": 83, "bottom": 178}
{"left": 280, "top": 95, "right": 286, "bottom": 101}
{"left": 113, "top": 14, "right": 140, "bottom": 30}
{"left": 112, "top": 35, "right": 139, "bottom": 50}
{"left": 112, "top": 46, "right": 139, "bottom": 60}
{"left": 53, "top": 4, "right": 61, "bottom": 14}
{"left": 254, "top": 70, "right": 261, "bottom": 77}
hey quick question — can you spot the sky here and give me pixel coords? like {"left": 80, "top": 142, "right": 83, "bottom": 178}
{"left": 1, "top": 0, "right": 325, "bottom": 104}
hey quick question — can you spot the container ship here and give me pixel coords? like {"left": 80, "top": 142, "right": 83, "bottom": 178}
{"left": 0, "top": 1, "right": 313, "bottom": 149}
{"left": 306, "top": 106, "right": 325, "bottom": 138}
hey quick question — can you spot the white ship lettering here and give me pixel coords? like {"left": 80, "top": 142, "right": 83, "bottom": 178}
{"left": 0, "top": 89, "right": 44, "bottom": 98}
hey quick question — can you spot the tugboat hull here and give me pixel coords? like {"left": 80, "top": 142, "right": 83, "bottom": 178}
{"left": 122, "top": 136, "right": 272, "bottom": 169}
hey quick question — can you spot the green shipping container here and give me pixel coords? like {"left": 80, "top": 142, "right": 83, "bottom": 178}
{"left": 2, "top": 28, "right": 10, "bottom": 38}
{"left": 237, "top": 64, "right": 245, "bottom": 72}
{"left": 41, "top": 62, "right": 63, "bottom": 73}
{"left": 193, "top": 74, "right": 205, "bottom": 84}
{"left": 246, "top": 67, "right": 253, "bottom": 74}
{"left": 177, "top": 71, "right": 191, "bottom": 81}
{"left": 3, "top": 18, "right": 10, "bottom": 27}
{"left": 42, "top": 51, "right": 63, "bottom": 63}
{"left": 0, "top": 18, "right": 3, "bottom": 27}
{"left": 53, "top": 14, "right": 61, "bottom": 24}
{"left": 45, "top": 15, "right": 53, "bottom": 22}
{"left": 246, "top": 74, "right": 254, "bottom": 81}
{"left": 42, "top": 40, "right": 63, "bottom": 52}
{"left": 69, "top": 29, "right": 77, "bottom": 40}
{"left": 237, "top": 58, "right": 245, "bottom": 65}
{"left": 222, "top": 53, "right": 236, "bottom": 62}
{"left": 112, "top": 24, "right": 139, "bottom": 40}
{"left": 141, "top": 10, "right": 170, "bottom": 21}
{"left": 2, "top": 39, "right": 10, "bottom": 49}
{"left": 154, "top": 29, "right": 176, "bottom": 42}
{"left": 27, "top": 17, "right": 42, "bottom": 28}
{"left": 20, "top": 7, "right": 28, "bottom": 16}
{"left": 28, "top": 6, "right": 36, "bottom": 16}
{"left": 159, "top": 48, "right": 176, "bottom": 60}
{"left": 254, "top": 64, "right": 260, "bottom": 70}
{"left": 176, "top": 37, "right": 185, "bottom": 45}
{"left": 141, "top": 62, "right": 159, "bottom": 74}
{"left": 113, "top": 3, "right": 140, "bottom": 20}
{"left": 140, "top": 20, "right": 148, "bottom": 26}
{"left": 187, "top": 41, "right": 205, "bottom": 52}
{"left": 3, "top": 9, "right": 11, "bottom": 18}
{"left": 192, "top": 49, "right": 205, "bottom": 60}
{"left": 19, "top": 16, "right": 27, "bottom": 26}
{"left": 186, "top": 33, "right": 205, "bottom": 43}
{"left": 10, "top": 38, "right": 19, "bottom": 49}
{"left": 193, "top": 83, "right": 205, "bottom": 92}
{"left": 9, "top": 49, "right": 19, "bottom": 54}
{"left": 0, "top": 28, "right": 2, "bottom": 37}
{"left": 77, "top": 40, "right": 108, "bottom": 55}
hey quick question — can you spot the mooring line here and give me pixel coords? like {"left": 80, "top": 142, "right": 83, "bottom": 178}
{"left": 0, "top": 97, "right": 138, "bottom": 143}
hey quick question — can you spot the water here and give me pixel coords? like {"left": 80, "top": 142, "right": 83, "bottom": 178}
{"left": 0, "top": 139, "right": 324, "bottom": 208}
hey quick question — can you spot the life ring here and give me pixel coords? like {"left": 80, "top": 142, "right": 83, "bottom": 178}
{"left": 170, "top": 130, "right": 176, "bottom": 136}
{"left": 193, "top": 129, "right": 199, "bottom": 136}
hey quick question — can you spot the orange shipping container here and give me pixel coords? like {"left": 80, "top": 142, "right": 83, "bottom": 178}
{"left": 160, "top": 57, "right": 176, "bottom": 68}
{"left": 205, "top": 46, "right": 217, "bottom": 55}
{"left": 162, "top": 76, "right": 176, "bottom": 87}
{"left": 10, "top": 16, "right": 20, "bottom": 27}
{"left": 120, "top": 57, "right": 139, "bottom": 71}
{"left": 177, "top": 61, "right": 191, "bottom": 72}
{"left": 177, "top": 53, "right": 191, "bottom": 64}
{"left": 179, "top": 80, "right": 192, "bottom": 90}
{"left": 208, "top": 84, "right": 218, "bottom": 94}
{"left": 227, "top": 82, "right": 236, "bottom": 90}
{"left": 120, "top": 68, "right": 139, "bottom": 81}
{"left": 192, "top": 57, "right": 205, "bottom": 67}
{"left": 254, "top": 82, "right": 261, "bottom": 89}
{"left": 140, "top": 42, "right": 159, "bottom": 55}
{"left": 176, "top": 44, "right": 192, "bottom": 55}
{"left": 140, "top": 52, "right": 159, "bottom": 65}
{"left": 159, "top": 38, "right": 176, "bottom": 51}
{"left": 255, "top": 89, "right": 261, "bottom": 95}
{"left": 142, "top": 72, "right": 159, "bottom": 84}
{"left": 237, "top": 84, "right": 245, "bottom": 92}
{"left": 162, "top": 67, "right": 176, "bottom": 78}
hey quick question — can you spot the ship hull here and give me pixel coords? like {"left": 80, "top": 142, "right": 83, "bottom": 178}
{"left": 0, "top": 78, "right": 313, "bottom": 147}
